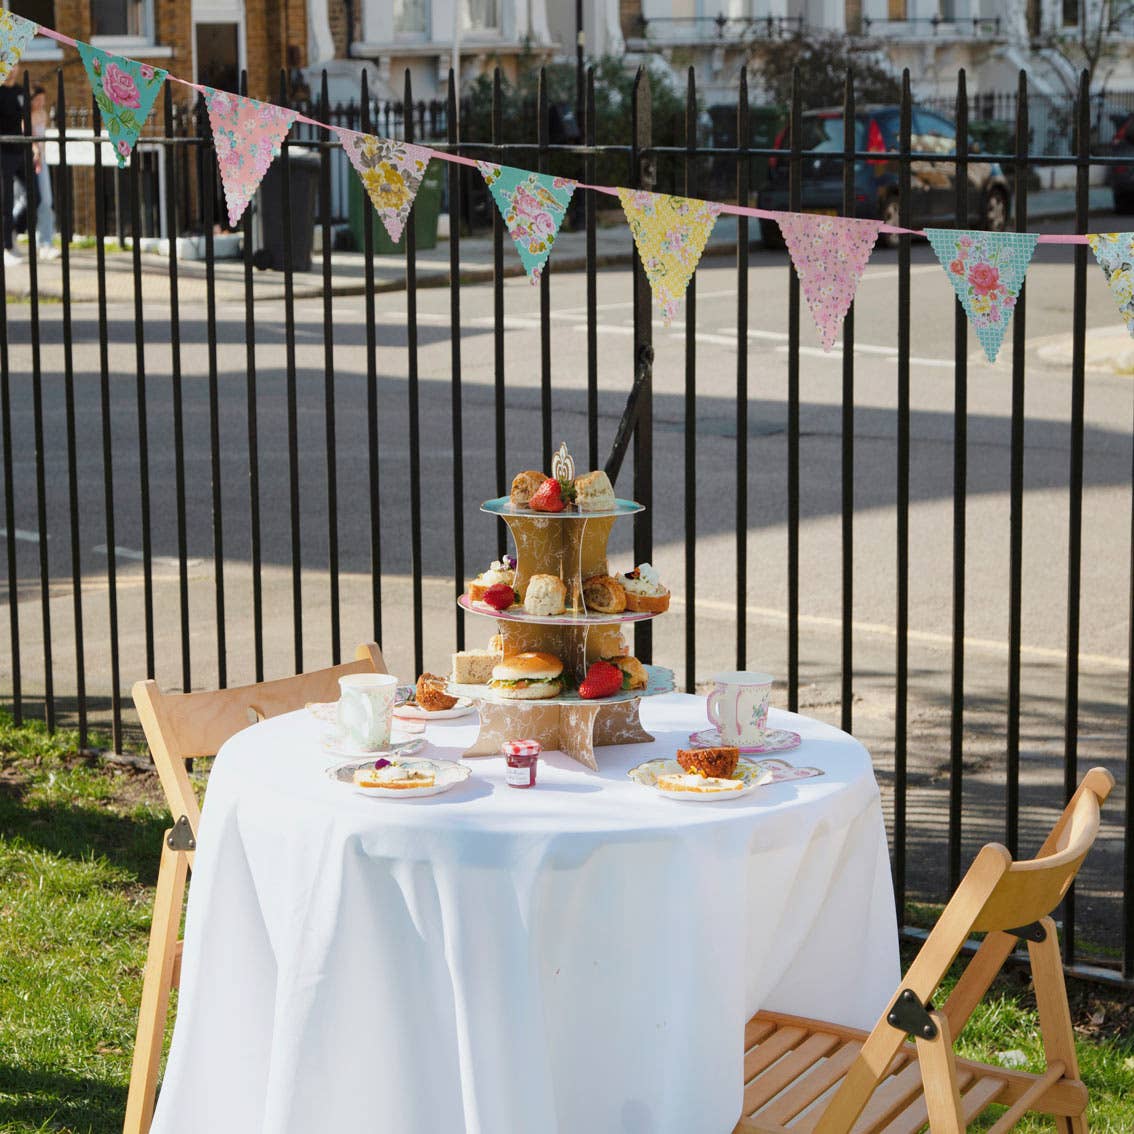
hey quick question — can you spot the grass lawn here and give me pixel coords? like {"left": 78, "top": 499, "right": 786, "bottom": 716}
{"left": 0, "top": 710, "right": 1132, "bottom": 1132}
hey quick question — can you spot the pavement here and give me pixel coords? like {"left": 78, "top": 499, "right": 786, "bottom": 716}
{"left": 0, "top": 186, "right": 1115, "bottom": 306}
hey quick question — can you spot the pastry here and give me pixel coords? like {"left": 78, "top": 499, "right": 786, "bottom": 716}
{"left": 451, "top": 649, "right": 501, "bottom": 685}
{"left": 574, "top": 469, "right": 616, "bottom": 511}
{"left": 607, "top": 654, "right": 648, "bottom": 691}
{"left": 523, "top": 574, "right": 567, "bottom": 616}
{"left": 416, "top": 672, "right": 458, "bottom": 712}
{"left": 616, "top": 563, "right": 670, "bottom": 614}
{"left": 582, "top": 574, "right": 626, "bottom": 614}
{"left": 468, "top": 558, "right": 515, "bottom": 601}
{"left": 510, "top": 469, "right": 548, "bottom": 507}
{"left": 489, "top": 652, "right": 564, "bottom": 700}
{"left": 353, "top": 760, "right": 436, "bottom": 790}
{"left": 656, "top": 771, "right": 744, "bottom": 795}
{"left": 677, "top": 745, "right": 739, "bottom": 779}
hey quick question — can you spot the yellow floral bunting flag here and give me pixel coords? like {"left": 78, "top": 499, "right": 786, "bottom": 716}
{"left": 616, "top": 189, "right": 721, "bottom": 324}
{"left": 1087, "top": 232, "right": 1134, "bottom": 336}
{"left": 335, "top": 129, "right": 432, "bottom": 243}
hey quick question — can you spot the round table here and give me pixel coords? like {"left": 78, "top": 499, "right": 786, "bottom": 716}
{"left": 150, "top": 693, "right": 898, "bottom": 1134}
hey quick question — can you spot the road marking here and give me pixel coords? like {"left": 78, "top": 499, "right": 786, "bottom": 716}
{"left": 859, "top": 265, "right": 942, "bottom": 282}
{"left": 93, "top": 544, "right": 203, "bottom": 568}
{"left": 0, "top": 529, "right": 44, "bottom": 542}
{"left": 670, "top": 593, "right": 1129, "bottom": 671}
{"left": 774, "top": 344, "right": 955, "bottom": 368}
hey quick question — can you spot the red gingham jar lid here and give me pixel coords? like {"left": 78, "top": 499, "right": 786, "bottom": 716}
{"left": 503, "top": 738, "right": 542, "bottom": 757}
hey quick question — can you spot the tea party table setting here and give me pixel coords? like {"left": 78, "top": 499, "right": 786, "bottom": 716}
{"left": 148, "top": 674, "right": 899, "bottom": 1134}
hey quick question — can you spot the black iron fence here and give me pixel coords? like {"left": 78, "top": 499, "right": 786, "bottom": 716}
{"left": 1, "top": 63, "right": 1131, "bottom": 989}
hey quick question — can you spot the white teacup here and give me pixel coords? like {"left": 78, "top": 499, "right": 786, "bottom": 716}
{"left": 707, "top": 671, "right": 774, "bottom": 748}
{"left": 336, "top": 672, "right": 399, "bottom": 751}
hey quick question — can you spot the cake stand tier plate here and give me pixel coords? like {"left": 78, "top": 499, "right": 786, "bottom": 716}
{"left": 481, "top": 496, "right": 644, "bottom": 519}
{"left": 459, "top": 595, "right": 659, "bottom": 626}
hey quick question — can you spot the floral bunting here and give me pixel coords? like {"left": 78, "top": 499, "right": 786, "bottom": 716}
{"left": 616, "top": 188, "right": 722, "bottom": 324}
{"left": 477, "top": 162, "right": 576, "bottom": 282}
{"left": 0, "top": 10, "right": 37, "bottom": 85}
{"left": 774, "top": 212, "right": 882, "bottom": 351}
{"left": 1087, "top": 233, "right": 1134, "bottom": 336}
{"left": 76, "top": 43, "right": 167, "bottom": 168}
{"left": 334, "top": 129, "right": 432, "bottom": 243}
{"left": 204, "top": 87, "right": 296, "bottom": 227}
{"left": 926, "top": 230, "right": 1039, "bottom": 363}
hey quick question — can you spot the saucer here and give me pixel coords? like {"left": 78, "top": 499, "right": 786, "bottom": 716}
{"left": 688, "top": 727, "right": 802, "bottom": 754}
{"left": 327, "top": 756, "right": 471, "bottom": 799}
{"left": 321, "top": 735, "right": 426, "bottom": 760}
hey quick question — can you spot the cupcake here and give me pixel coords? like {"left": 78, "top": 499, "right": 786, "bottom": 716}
{"left": 676, "top": 746, "right": 739, "bottom": 779}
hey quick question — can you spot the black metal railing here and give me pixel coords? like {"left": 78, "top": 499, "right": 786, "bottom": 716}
{"left": 861, "top": 16, "right": 1003, "bottom": 37}
{"left": 0, "top": 63, "right": 1130, "bottom": 990}
{"left": 631, "top": 15, "right": 806, "bottom": 42}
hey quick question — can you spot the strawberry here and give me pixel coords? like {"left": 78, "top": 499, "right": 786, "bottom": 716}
{"left": 578, "top": 660, "right": 623, "bottom": 700}
{"left": 482, "top": 583, "right": 517, "bottom": 611}
{"left": 528, "top": 478, "right": 565, "bottom": 512}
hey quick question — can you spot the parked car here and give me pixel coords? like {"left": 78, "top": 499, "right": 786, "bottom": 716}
{"left": 1108, "top": 112, "right": 1134, "bottom": 213}
{"left": 757, "top": 106, "right": 1012, "bottom": 248}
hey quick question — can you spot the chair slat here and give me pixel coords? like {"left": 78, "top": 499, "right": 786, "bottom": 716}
{"left": 744, "top": 1026, "right": 807, "bottom": 1081}
{"left": 872, "top": 1069, "right": 974, "bottom": 1134}
{"left": 848, "top": 1062, "right": 962, "bottom": 1134}
{"left": 743, "top": 1031, "right": 839, "bottom": 1113}
{"left": 960, "top": 1075, "right": 1007, "bottom": 1120}
{"left": 755, "top": 1039, "right": 862, "bottom": 1124}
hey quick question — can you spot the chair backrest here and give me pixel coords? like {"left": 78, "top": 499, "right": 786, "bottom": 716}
{"left": 133, "top": 642, "right": 387, "bottom": 848}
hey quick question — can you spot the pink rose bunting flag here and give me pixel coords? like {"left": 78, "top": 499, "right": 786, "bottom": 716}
{"left": 0, "top": 10, "right": 38, "bottom": 85}
{"left": 477, "top": 162, "right": 577, "bottom": 282}
{"left": 1086, "top": 232, "right": 1134, "bottom": 336}
{"left": 925, "top": 229, "right": 1039, "bottom": 363}
{"left": 76, "top": 43, "right": 167, "bottom": 168}
{"left": 335, "top": 129, "right": 432, "bottom": 243}
{"left": 616, "top": 188, "right": 722, "bottom": 324}
{"left": 204, "top": 88, "right": 297, "bottom": 227}
{"left": 774, "top": 212, "right": 883, "bottom": 351}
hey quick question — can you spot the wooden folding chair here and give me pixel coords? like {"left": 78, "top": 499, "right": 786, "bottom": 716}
{"left": 122, "top": 643, "right": 388, "bottom": 1134}
{"left": 735, "top": 766, "right": 1114, "bottom": 1134}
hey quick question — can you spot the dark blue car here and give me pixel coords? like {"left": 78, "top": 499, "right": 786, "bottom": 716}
{"left": 757, "top": 106, "right": 1012, "bottom": 248}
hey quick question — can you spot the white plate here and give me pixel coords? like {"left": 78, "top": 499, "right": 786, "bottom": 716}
{"left": 321, "top": 735, "right": 427, "bottom": 760}
{"left": 327, "top": 756, "right": 471, "bottom": 799}
{"left": 628, "top": 757, "right": 773, "bottom": 802}
{"left": 394, "top": 699, "right": 476, "bottom": 721}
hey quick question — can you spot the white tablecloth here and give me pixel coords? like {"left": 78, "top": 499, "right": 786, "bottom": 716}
{"left": 150, "top": 693, "right": 898, "bottom": 1134}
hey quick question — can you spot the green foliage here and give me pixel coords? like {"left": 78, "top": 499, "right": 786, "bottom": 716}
{"left": 755, "top": 32, "right": 902, "bottom": 110}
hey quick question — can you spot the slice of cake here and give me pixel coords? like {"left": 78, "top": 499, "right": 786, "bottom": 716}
{"left": 451, "top": 648, "right": 501, "bottom": 685}
{"left": 353, "top": 761, "right": 436, "bottom": 790}
{"left": 656, "top": 772, "right": 744, "bottom": 795}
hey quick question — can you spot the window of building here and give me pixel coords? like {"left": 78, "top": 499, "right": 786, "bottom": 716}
{"left": 90, "top": 0, "right": 151, "bottom": 42}
{"left": 8, "top": 0, "right": 52, "bottom": 28}
{"left": 393, "top": 0, "right": 427, "bottom": 36}
{"left": 466, "top": 0, "right": 499, "bottom": 32}
{"left": 1062, "top": 0, "right": 1080, "bottom": 27}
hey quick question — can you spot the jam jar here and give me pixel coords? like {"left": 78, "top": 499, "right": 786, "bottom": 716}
{"left": 503, "top": 738, "right": 541, "bottom": 788}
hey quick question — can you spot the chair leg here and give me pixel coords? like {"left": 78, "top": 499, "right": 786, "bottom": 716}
{"left": 915, "top": 1010, "right": 965, "bottom": 1134}
{"left": 123, "top": 835, "right": 189, "bottom": 1134}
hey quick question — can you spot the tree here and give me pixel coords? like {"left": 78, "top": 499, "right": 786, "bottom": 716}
{"left": 1031, "top": 0, "right": 1134, "bottom": 99}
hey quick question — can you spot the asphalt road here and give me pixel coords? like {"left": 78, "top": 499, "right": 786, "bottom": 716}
{"left": 1, "top": 220, "right": 1131, "bottom": 953}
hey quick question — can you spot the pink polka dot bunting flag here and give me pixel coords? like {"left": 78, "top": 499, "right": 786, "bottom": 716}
{"left": 204, "top": 87, "right": 297, "bottom": 228}
{"left": 925, "top": 229, "right": 1039, "bottom": 363}
{"left": 773, "top": 212, "right": 883, "bottom": 352}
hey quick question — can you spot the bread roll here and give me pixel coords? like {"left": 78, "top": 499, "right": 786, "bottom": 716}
{"left": 583, "top": 574, "right": 627, "bottom": 614}
{"left": 523, "top": 574, "right": 567, "bottom": 616}
{"left": 510, "top": 470, "right": 548, "bottom": 507}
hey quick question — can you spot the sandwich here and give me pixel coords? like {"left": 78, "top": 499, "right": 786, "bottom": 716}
{"left": 583, "top": 574, "right": 626, "bottom": 614}
{"left": 574, "top": 469, "right": 616, "bottom": 511}
{"left": 523, "top": 573, "right": 567, "bottom": 616}
{"left": 510, "top": 469, "right": 548, "bottom": 507}
{"left": 489, "top": 652, "right": 564, "bottom": 700}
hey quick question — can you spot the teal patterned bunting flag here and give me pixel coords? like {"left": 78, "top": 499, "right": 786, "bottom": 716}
{"left": 0, "top": 10, "right": 37, "bottom": 85}
{"left": 76, "top": 42, "right": 167, "bottom": 168}
{"left": 1087, "top": 232, "right": 1134, "bottom": 335}
{"left": 925, "top": 229, "right": 1039, "bottom": 363}
{"left": 476, "top": 162, "right": 576, "bottom": 282}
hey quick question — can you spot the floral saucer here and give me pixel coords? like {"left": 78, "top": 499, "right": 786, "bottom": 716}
{"left": 687, "top": 726, "right": 802, "bottom": 754}
{"left": 327, "top": 756, "right": 471, "bottom": 799}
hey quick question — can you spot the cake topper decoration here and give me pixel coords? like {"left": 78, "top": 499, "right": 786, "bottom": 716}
{"left": 551, "top": 441, "right": 575, "bottom": 484}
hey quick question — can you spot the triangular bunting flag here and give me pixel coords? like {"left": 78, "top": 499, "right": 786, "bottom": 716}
{"left": 926, "top": 229, "right": 1039, "bottom": 363}
{"left": 774, "top": 212, "right": 882, "bottom": 351}
{"left": 76, "top": 42, "right": 167, "bottom": 169}
{"left": 0, "top": 11, "right": 37, "bottom": 85}
{"left": 204, "top": 87, "right": 296, "bottom": 227}
{"left": 616, "top": 188, "right": 721, "bottom": 323}
{"left": 477, "top": 162, "right": 576, "bottom": 282}
{"left": 1087, "top": 232, "right": 1134, "bottom": 336}
{"left": 335, "top": 129, "right": 432, "bottom": 243}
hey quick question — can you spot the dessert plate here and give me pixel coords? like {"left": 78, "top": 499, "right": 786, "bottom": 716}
{"left": 688, "top": 726, "right": 802, "bottom": 754}
{"left": 394, "top": 699, "right": 476, "bottom": 722}
{"left": 320, "top": 735, "right": 427, "bottom": 760}
{"left": 628, "top": 756, "right": 772, "bottom": 802}
{"left": 327, "top": 756, "right": 471, "bottom": 799}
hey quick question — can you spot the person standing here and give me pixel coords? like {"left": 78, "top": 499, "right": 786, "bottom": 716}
{"left": 30, "top": 86, "right": 56, "bottom": 259}
{"left": 0, "top": 66, "right": 27, "bottom": 269}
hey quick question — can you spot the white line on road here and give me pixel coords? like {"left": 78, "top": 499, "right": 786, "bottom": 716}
{"left": 0, "top": 529, "right": 44, "bottom": 542}
{"left": 93, "top": 545, "right": 204, "bottom": 568}
{"left": 774, "top": 344, "right": 955, "bottom": 368}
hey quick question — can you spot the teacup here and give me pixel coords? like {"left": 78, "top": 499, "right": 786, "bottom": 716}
{"left": 336, "top": 672, "right": 399, "bottom": 751}
{"left": 706, "top": 671, "right": 774, "bottom": 748}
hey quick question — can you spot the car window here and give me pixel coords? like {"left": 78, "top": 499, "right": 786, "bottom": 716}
{"left": 913, "top": 110, "right": 957, "bottom": 154}
{"left": 801, "top": 116, "right": 866, "bottom": 152}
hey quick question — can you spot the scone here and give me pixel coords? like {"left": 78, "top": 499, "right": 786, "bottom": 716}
{"left": 574, "top": 469, "right": 616, "bottom": 511}
{"left": 468, "top": 559, "right": 515, "bottom": 602}
{"left": 523, "top": 574, "right": 567, "bottom": 616}
{"left": 451, "top": 649, "right": 500, "bottom": 684}
{"left": 510, "top": 469, "right": 548, "bottom": 507}
{"left": 617, "top": 563, "right": 670, "bottom": 614}
{"left": 583, "top": 574, "right": 626, "bottom": 614}
{"left": 416, "top": 672, "right": 458, "bottom": 711}
{"left": 656, "top": 772, "right": 743, "bottom": 795}
{"left": 677, "top": 745, "right": 739, "bottom": 779}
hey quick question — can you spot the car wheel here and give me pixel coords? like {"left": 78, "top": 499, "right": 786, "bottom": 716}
{"left": 759, "top": 219, "right": 784, "bottom": 250}
{"left": 877, "top": 195, "right": 900, "bottom": 249}
{"left": 1115, "top": 190, "right": 1134, "bottom": 215}
{"left": 984, "top": 188, "right": 1009, "bottom": 232}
